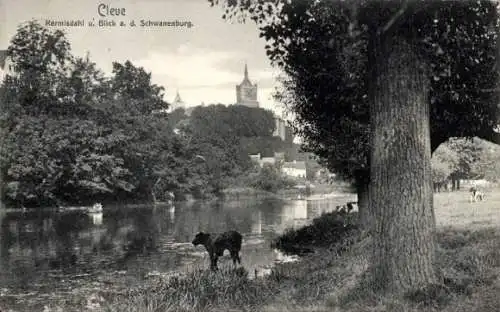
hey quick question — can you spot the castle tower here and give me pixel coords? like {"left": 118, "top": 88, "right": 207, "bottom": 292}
{"left": 236, "top": 63, "right": 259, "bottom": 108}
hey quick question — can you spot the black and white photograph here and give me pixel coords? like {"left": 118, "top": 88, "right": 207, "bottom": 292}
{"left": 0, "top": 0, "right": 500, "bottom": 311}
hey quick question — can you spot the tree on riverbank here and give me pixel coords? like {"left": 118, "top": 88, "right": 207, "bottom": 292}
{"left": 246, "top": 163, "right": 296, "bottom": 193}
{"left": 0, "top": 21, "right": 204, "bottom": 206}
{"left": 0, "top": 21, "right": 298, "bottom": 206}
{"left": 208, "top": 0, "right": 500, "bottom": 295}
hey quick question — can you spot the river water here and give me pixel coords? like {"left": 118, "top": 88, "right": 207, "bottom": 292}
{"left": 0, "top": 194, "right": 355, "bottom": 311}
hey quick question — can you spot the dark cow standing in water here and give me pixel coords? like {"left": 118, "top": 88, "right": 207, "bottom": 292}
{"left": 192, "top": 231, "right": 242, "bottom": 271}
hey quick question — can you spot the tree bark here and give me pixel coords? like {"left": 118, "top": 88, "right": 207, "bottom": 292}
{"left": 451, "top": 176, "right": 459, "bottom": 191}
{"left": 370, "top": 34, "right": 437, "bottom": 294}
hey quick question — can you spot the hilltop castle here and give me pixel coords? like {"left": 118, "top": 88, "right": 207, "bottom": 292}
{"left": 234, "top": 63, "right": 288, "bottom": 141}
{"left": 172, "top": 63, "right": 291, "bottom": 142}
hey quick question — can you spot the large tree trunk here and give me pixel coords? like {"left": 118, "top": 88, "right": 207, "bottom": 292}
{"left": 451, "top": 176, "right": 459, "bottom": 191}
{"left": 369, "top": 34, "right": 437, "bottom": 294}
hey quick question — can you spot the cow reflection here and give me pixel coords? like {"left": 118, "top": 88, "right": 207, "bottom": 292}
{"left": 89, "top": 212, "right": 103, "bottom": 225}
{"left": 48, "top": 253, "right": 78, "bottom": 269}
{"left": 122, "top": 211, "right": 159, "bottom": 257}
{"left": 123, "top": 233, "right": 156, "bottom": 256}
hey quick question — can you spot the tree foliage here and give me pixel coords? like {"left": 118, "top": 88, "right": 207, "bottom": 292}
{"left": 478, "top": 140, "right": 500, "bottom": 182}
{"left": 433, "top": 137, "right": 500, "bottom": 182}
{"left": 0, "top": 21, "right": 198, "bottom": 206}
{"left": 180, "top": 104, "right": 286, "bottom": 194}
{"left": 247, "top": 163, "right": 295, "bottom": 193}
{"left": 431, "top": 136, "right": 500, "bottom": 192}
{"left": 0, "top": 21, "right": 295, "bottom": 207}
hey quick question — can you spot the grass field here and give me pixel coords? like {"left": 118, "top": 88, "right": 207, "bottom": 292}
{"left": 42, "top": 188, "right": 500, "bottom": 312}
{"left": 434, "top": 189, "right": 500, "bottom": 229}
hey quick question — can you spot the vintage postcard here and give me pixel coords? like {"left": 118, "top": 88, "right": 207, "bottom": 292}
{"left": 0, "top": 1, "right": 499, "bottom": 311}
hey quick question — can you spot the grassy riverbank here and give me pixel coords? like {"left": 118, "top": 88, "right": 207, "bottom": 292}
{"left": 32, "top": 190, "right": 500, "bottom": 312}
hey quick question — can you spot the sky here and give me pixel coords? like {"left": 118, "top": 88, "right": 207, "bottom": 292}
{"left": 0, "top": 0, "right": 286, "bottom": 115}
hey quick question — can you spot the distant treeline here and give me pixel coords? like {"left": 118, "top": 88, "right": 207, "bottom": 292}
{"left": 431, "top": 137, "right": 500, "bottom": 189}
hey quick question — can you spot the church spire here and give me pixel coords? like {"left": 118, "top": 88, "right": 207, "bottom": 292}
{"left": 241, "top": 62, "right": 252, "bottom": 85}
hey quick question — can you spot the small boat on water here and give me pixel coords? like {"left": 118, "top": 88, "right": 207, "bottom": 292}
{"left": 87, "top": 203, "right": 103, "bottom": 213}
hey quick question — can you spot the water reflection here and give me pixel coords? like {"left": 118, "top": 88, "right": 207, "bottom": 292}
{"left": 251, "top": 210, "right": 262, "bottom": 235}
{"left": 293, "top": 200, "right": 308, "bottom": 220}
{"left": 0, "top": 194, "right": 356, "bottom": 299}
{"left": 169, "top": 205, "right": 175, "bottom": 224}
{"left": 89, "top": 212, "right": 103, "bottom": 225}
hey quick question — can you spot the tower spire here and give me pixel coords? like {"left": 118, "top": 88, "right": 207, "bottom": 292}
{"left": 244, "top": 62, "right": 248, "bottom": 80}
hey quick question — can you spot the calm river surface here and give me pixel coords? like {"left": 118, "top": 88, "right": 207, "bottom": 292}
{"left": 0, "top": 194, "right": 355, "bottom": 311}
